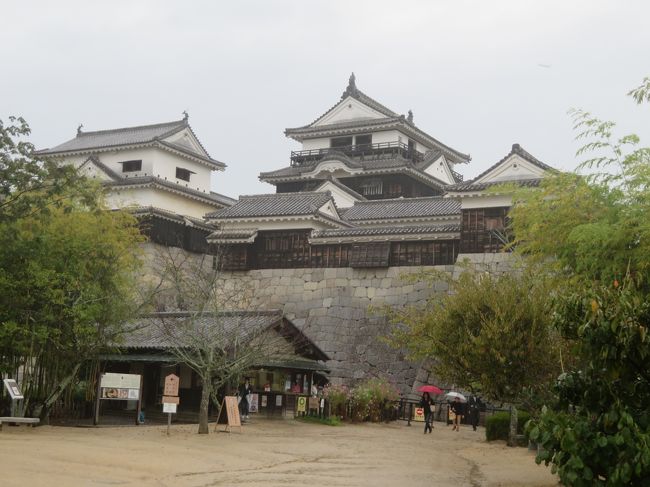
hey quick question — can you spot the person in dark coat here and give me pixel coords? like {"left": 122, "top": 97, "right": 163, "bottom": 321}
{"left": 450, "top": 397, "right": 463, "bottom": 431}
{"left": 468, "top": 395, "right": 481, "bottom": 431}
{"left": 420, "top": 392, "right": 434, "bottom": 434}
{"left": 238, "top": 378, "right": 252, "bottom": 420}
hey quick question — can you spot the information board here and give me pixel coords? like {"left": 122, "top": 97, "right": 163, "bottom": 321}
{"left": 99, "top": 373, "right": 141, "bottom": 401}
{"left": 414, "top": 407, "right": 425, "bottom": 422}
{"left": 163, "top": 403, "right": 177, "bottom": 414}
{"left": 297, "top": 396, "right": 307, "bottom": 413}
{"left": 163, "top": 374, "right": 179, "bottom": 397}
{"left": 225, "top": 396, "right": 241, "bottom": 427}
{"left": 249, "top": 393, "right": 259, "bottom": 413}
{"left": 3, "top": 379, "right": 23, "bottom": 400}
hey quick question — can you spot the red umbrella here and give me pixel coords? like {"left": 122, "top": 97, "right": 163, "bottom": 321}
{"left": 417, "top": 385, "right": 443, "bottom": 395}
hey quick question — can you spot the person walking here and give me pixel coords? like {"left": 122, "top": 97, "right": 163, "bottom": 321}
{"left": 450, "top": 396, "right": 463, "bottom": 431}
{"left": 238, "top": 378, "right": 252, "bottom": 420}
{"left": 468, "top": 395, "right": 481, "bottom": 431}
{"left": 420, "top": 392, "right": 434, "bottom": 434}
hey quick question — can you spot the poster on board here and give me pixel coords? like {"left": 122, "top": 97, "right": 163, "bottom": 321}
{"left": 249, "top": 393, "right": 259, "bottom": 413}
{"left": 225, "top": 396, "right": 241, "bottom": 427}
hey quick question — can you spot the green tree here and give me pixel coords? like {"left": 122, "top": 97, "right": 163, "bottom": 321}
{"left": 0, "top": 116, "right": 145, "bottom": 421}
{"left": 387, "top": 268, "right": 563, "bottom": 445}
{"left": 150, "top": 247, "right": 298, "bottom": 434}
{"left": 516, "top": 78, "right": 650, "bottom": 485}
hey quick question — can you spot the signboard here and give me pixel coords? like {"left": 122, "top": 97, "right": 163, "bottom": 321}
{"left": 163, "top": 403, "right": 177, "bottom": 414}
{"left": 297, "top": 396, "right": 307, "bottom": 413}
{"left": 163, "top": 374, "right": 179, "bottom": 397}
{"left": 3, "top": 379, "right": 23, "bottom": 400}
{"left": 101, "top": 388, "right": 139, "bottom": 400}
{"left": 261, "top": 395, "right": 267, "bottom": 408}
{"left": 275, "top": 395, "right": 283, "bottom": 407}
{"left": 413, "top": 407, "right": 425, "bottom": 422}
{"left": 225, "top": 396, "right": 241, "bottom": 427}
{"left": 100, "top": 373, "right": 141, "bottom": 389}
{"left": 308, "top": 397, "right": 320, "bottom": 410}
{"left": 162, "top": 395, "right": 180, "bottom": 405}
{"left": 249, "top": 393, "right": 259, "bottom": 413}
{"left": 99, "top": 373, "right": 141, "bottom": 401}
{"left": 94, "top": 373, "right": 143, "bottom": 426}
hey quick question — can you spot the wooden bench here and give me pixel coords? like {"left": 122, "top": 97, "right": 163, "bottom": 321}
{"left": 0, "top": 417, "right": 40, "bottom": 431}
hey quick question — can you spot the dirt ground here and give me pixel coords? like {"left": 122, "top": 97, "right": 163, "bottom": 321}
{"left": 0, "top": 419, "right": 557, "bottom": 487}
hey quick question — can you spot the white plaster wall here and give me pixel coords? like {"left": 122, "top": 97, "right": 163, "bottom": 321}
{"left": 59, "top": 148, "right": 213, "bottom": 193}
{"left": 314, "top": 97, "right": 385, "bottom": 126}
{"left": 316, "top": 181, "right": 359, "bottom": 208}
{"left": 460, "top": 194, "right": 513, "bottom": 210}
{"left": 301, "top": 137, "right": 331, "bottom": 150}
{"left": 476, "top": 154, "right": 546, "bottom": 183}
{"left": 165, "top": 128, "right": 206, "bottom": 157}
{"left": 106, "top": 187, "right": 217, "bottom": 218}
{"left": 424, "top": 157, "right": 455, "bottom": 184}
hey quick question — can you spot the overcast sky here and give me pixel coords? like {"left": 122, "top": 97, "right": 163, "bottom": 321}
{"left": 2, "top": 0, "right": 649, "bottom": 199}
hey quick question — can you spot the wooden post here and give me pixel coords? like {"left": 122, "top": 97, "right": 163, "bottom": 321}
{"left": 93, "top": 372, "right": 101, "bottom": 426}
{"left": 135, "top": 375, "right": 143, "bottom": 426}
{"left": 167, "top": 412, "right": 171, "bottom": 436}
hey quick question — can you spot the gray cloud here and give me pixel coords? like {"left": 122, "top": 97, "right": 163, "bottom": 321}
{"left": 2, "top": 0, "right": 648, "bottom": 199}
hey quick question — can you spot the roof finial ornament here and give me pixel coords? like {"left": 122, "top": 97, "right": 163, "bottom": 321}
{"left": 342, "top": 72, "right": 359, "bottom": 99}
{"left": 407, "top": 110, "right": 414, "bottom": 123}
{"left": 77, "top": 124, "right": 84, "bottom": 136}
{"left": 182, "top": 110, "right": 189, "bottom": 122}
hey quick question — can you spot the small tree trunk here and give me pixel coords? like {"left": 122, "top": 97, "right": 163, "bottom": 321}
{"left": 38, "top": 362, "right": 83, "bottom": 424}
{"left": 198, "top": 378, "right": 211, "bottom": 434}
{"left": 508, "top": 405, "right": 518, "bottom": 447}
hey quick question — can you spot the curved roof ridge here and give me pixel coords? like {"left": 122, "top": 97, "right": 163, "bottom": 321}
{"left": 470, "top": 143, "right": 556, "bottom": 183}
{"left": 77, "top": 119, "right": 185, "bottom": 137}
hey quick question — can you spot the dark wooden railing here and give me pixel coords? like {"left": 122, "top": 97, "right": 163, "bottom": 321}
{"left": 290, "top": 141, "right": 425, "bottom": 166}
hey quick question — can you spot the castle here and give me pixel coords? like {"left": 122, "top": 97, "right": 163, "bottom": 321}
{"left": 39, "top": 74, "right": 555, "bottom": 398}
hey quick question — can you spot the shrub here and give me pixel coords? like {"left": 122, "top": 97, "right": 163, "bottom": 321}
{"left": 485, "top": 411, "right": 530, "bottom": 442}
{"left": 322, "top": 384, "right": 349, "bottom": 417}
{"left": 350, "top": 377, "right": 400, "bottom": 422}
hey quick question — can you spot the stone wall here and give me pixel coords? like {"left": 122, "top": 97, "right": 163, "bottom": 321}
{"left": 214, "top": 265, "right": 454, "bottom": 393}
{"left": 143, "top": 243, "right": 517, "bottom": 395}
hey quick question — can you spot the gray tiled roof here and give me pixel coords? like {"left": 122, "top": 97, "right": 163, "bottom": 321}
{"left": 342, "top": 197, "right": 460, "bottom": 221}
{"left": 259, "top": 154, "right": 447, "bottom": 190}
{"left": 471, "top": 144, "right": 556, "bottom": 183}
{"left": 447, "top": 178, "right": 542, "bottom": 193}
{"left": 284, "top": 75, "right": 469, "bottom": 163}
{"left": 129, "top": 206, "right": 215, "bottom": 231}
{"left": 118, "top": 311, "right": 330, "bottom": 361}
{"left": 205, "top": 191, "right": 335, "bottom": 219}
{"left": 300, "top": 75, "right": 399, "bottom": 129}
{"left": 120, "top": 311, "right": 283, "bottom": 349}
{"left": 40, "top": 120, "right": 187, "bottom": 154}
{"left": 107, "top": 176, "right": 234, "bottom": 207}
{"left": 206, "top": 228, "right": 258, "bottom": 244}
{"left": 311, "top": 224, "right": 461, "bottom": 239}
{"left": 37, "top": 119, "right": 226, "bottom": 168}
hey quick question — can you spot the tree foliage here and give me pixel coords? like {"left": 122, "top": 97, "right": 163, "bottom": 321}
{"left": 519, "top": 78, "right": 650, "bottom": 485}
{"left": 150, "top": 247, "right": 298, "bottom": 434}
{"left": 529, "top": 278, "right": 650, "bottom": 485}
{"left": 387, "top": 268, "right": 562, "bottom": 406}
{"left": 0, "top": 117, "right": 144, "bottom": 420}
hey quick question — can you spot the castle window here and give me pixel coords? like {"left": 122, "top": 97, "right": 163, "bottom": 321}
{"left": 355, "top": 134, "right": 372, "bottom": 146}
{"left": 176, "top": 167, "right": 193, "bottom": 182}
{"left": 360, "top": 179, "right": 383, "bottom": 196}
{"left": 121, "top": 160, "right": 142, "bottom": 172}
{"left": 330, "top": 136, "right": 353, "bottom": 148}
